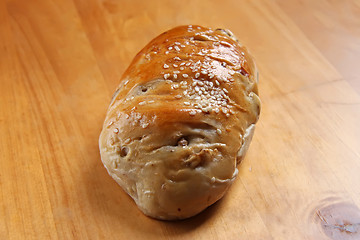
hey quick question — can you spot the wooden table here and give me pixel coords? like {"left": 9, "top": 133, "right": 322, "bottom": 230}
{"left": 1, "top": 0, "right": 360, "bottom": 239}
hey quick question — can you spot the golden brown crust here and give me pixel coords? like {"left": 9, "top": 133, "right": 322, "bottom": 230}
{"left": 99, "top": 25, "right": 260, "bottom": 220}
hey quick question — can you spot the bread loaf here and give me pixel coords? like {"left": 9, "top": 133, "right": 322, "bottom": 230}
{"left": 99, "top": 25, "right": 260, "bottom": 220}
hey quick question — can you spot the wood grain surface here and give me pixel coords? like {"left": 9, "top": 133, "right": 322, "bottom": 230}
{"left": 1, "top": 0, "right": 360, "bottom": 239}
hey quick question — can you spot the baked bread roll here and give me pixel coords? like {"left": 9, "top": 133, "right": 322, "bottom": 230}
{"left": 99, "top": 25, "right": 260, "bottom": 220}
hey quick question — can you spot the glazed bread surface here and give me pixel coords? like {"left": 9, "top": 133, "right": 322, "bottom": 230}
{"left": 99, "top": 25, "right": 260, "bottom": 220}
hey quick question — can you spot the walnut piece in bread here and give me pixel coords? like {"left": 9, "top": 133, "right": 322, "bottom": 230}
{"left": 99, "top": 25, "right": 260, "bottom": 220}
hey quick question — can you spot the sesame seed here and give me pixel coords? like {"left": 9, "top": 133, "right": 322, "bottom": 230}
{"left": 175, "top": 95, "right": 182, "bottom": 99}
{"left": 173, "top": 64, "right": 178, "bottom": 67}
{"left": 174, "top": 70, "right": 180, "bottom": 74}
{"left": 164, "top": 73, "right": 170, "bottom": 79}
{"left": 201, "top": 70, "right": 207, "bottom": 75}
{"left": 221, "top": 108, "right": 229, "bottom": 114}
{"left": 223, "top": 88, "right": 228, "bottom": 93}
{"left": 184, "top": 102, "right": 190, "bottom": 106}
{"left": 241, "top": 52, "right": 245, "bottom": 56}
{"left": 209, "top": 73, "right": 215, "bottom": 79}
{"left": 180, "top": 62, "right": 185, "bottom": 66}
{"left": 139, "top": 101, "right": 146, "bottom": 106}
{"left": 172, "top": 84, "right": 179, "bottom": 89}
{"left": 168, "top": 47, "right": 173, "bottom": 50}
{"left": 198, "top": 81, "right": 204, "bottom": 86}
{"left": 113, "top": 128, "right": 119, "bottom": 133}
{"left": 108, "top": 121, "right": 113, "bottom": 127}
{"left": 174, "top": 74, "right": 178, "bottom": 79}
{"left": 165, "top": 51, "right": 169, "bottom": 54}
{"left": 148, "top": 100, "right": 155, "bottom": 103}
{"left": 180, "top": 67, "right": 184, "bottom": 70}
{"left": 215, "top": 80, "right": 220, "bottom": 86}
{"left": 226, "top": 113, "right": 230, "bottom": 117}
{"left": 214, "top": 108, "right": 220, "bottom": 113}
{"left": 163, "top": 64, "right": 169, "bottom": 69}
{"left": 142, "top": 123, "right": 149, "bottom": 128}
{"left": 180, "top": 45, "right": 185, "bottom": 48}
{"left": 189, "top": 110, "right": 197, "bottom": 116}
{"left": 174, "top": 46, "right": 180, "bottom": 51}
{"left": 182, "top": 74, "right": 188, "bottom": 78}
{"left": 175, "top": 42, "right": 181, "bottom": 45}
{"left": 195, "top": 86, "right": 200, "bottom": 92}
{"left": 186, "top": 62, "right": 191, "bottom": 66}
{"left": 174, "top": 56, "right": 181, "bottom": 60}
{"left": 195, "top": 73, "right": 200, "bottom": 78}
{"left": 216, "top": 129, "right": 222, "bottom": 135}
{"left": 211, "top": 177, "right": 216, "bottom": 183}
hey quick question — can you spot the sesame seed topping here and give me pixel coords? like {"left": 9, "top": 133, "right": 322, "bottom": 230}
{"left": 180, "top": 62, "right": 185, "bottom": 66}
{"left": 175, "top": 95, "right": 182, "bottom": 99}
{"left": 221, "top": 108, "right": 229, "bottom": 114}
{"left": 180, "top": 67, "right": 184, "bottom": 70}
{"left": 165, "top": 51, "right": 169, "bottom": 54}
{"left": 201, "top": 70, "right": 207, "bottom": 75}
{"left": 174, "top": 56, "right": 181, "bottom": 60}
{"left": 215, "top": 80, "right": 220, "bottom": 86}
{"left": 173, "top": 64, "right": 178, "bottom": 67}
{"left": 182, "top": 74, "right": 188, "bottom": 78}
{"left": 173, "top": 71, "right": 180, "bottom": 74}
{"left": 172, "top": 84, "right": 179, "bottom": 89}
{"left": 168, "top": 47, "right": 173, "bottom": 50}
{"left": 174, "top": 46, "right": 180, "bottom": 51}
{"left": 142, "top": 123, "right": 149, "bottom": 128}
{"left": 108, "top": 121, "right": 113, "bottom": 127}
{"left": 138, "top": 101, "right": 146, "bottom": 106}
{"left": 223, "top": 88, "right": 228, "bottom": 93}
{"left": 195, "top": 73, "right": 200, "bottom": 78}
{"left": 216, "top": 129, "right": 222, "bottom": 135}
{"left": 174, "top": 74, "right": 178, "bottom": 79}
{"left": 164, "top": 73, "right": 170, "bottom": 79}
{"left": 189, "top": 110, "right": 197, "bottom": 116}
{"left": 175, "top": 42, "right": 181, "bottom": 45}
{"left": 184, "top": 102, "right": 190, "bottom": 106}
{"left": 113, "top": 128, "right": 119, "bottom": 133}
{"left": 163, "top": 64, "right": 169, "bottom": 69}
{"left": 186, "top": 62, "right": 191, "bottom": 66}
